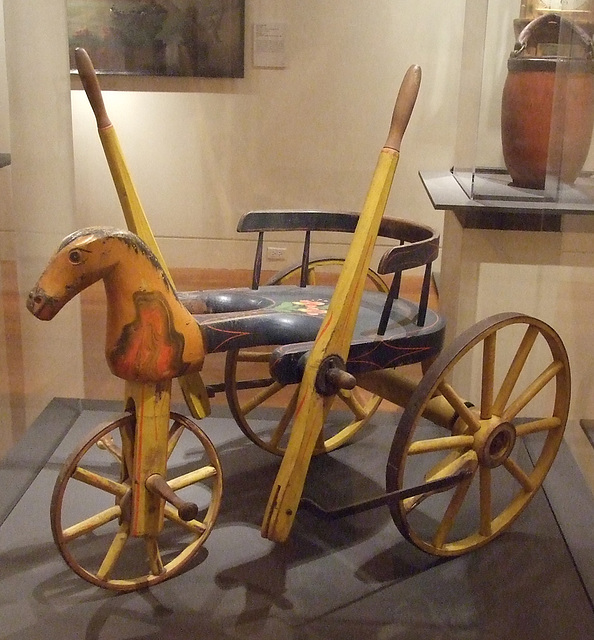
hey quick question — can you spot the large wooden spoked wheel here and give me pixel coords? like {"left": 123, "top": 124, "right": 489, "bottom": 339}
{"left": 386, "top": 312, "right": 570, "bottom": 556}
{"left": 50, "top": 412, "right": 223, "bottom": 591}
{"left": 224, "top": 260, "right": 387, "bottom": 456}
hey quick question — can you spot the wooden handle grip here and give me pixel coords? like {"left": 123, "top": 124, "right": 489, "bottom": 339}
{"left": 74, "top": 48, "right": 111, "bottom": 130}
{"left": 384, "top": 65, "right": 422, "bottom": 152}
{"left": 145, "top": 473, "right": 199, "bottom": 522}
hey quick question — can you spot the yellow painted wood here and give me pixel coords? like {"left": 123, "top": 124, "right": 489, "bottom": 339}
{"left": 389, "top": 314, "right": 570, "bottom": 557}
{"left": 501, "top": 360, "right": 564, "bottom": 421}
{"left": 261, "top": 66, "right": 421, "bottom": 542}
{"left": 125, "top": 380, "right": 172, "bottom": 537}
{"left": 163, "top": 505, "right": 207, "bottom": 533}
{"left": 503, "top": 456, "right": 535, "bottom": 492}
{"left": 168, "top": 466, "right": 218, "bottom": 491}
{"left": 261, "top": 150, "right": 400, "bottom": 542}
{"left": 407, "top": 435, "right": 475, "bottom": 455}
{"left": 432, "top": 472, "right": 474, "bottom": 549}
{"left": 62, "top": 505, "right": 121, "bottom": 542}
{"left": 146, "top": 536, "right": 165, "bottom": 576}
{"left": 72, "top": 466, "right": 128, "bottom": 497}
{"left": 514, "top": 416, "right": 561, "bottom": 435}
{"left": 492, "top": 325, "right": 539, "bottom": 415}
{"left": 97, "top": 522, "right": 130, "bottom": 580}
{"left": 97, "top": 127, "right": 169, "bottom": 269}
{"left": 438, "top": 382, "right": 482, "bottom": 433}
{"left": 268, "top": 388, "right": 299, "bottom": 448}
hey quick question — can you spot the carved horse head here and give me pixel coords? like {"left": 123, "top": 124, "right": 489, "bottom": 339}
{"left": 27, "top": 227, "right": 205, "bottom": 382}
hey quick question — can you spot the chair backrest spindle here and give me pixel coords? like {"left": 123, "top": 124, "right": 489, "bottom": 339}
{"left": 416, "top": 262, "right": 433, "bottom": 327}
{"left": 252, "top": 231, "right": 264, "bottom": 290}
{"left": 300, "top": 230, "right": 312, "bottom": 287}
{"left": 377, "top": 271, "right": 402, "bottom": 336}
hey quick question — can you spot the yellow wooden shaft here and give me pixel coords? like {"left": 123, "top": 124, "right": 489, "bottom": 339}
{"left": 262, "top": 150, "right": 400, "bottom": 543}
{"left": 356, "top": 369, "right": 457, "bottom": 428}
{"left": 261, "top": 65, "right": 421, "bottom": 542}
{"left": 98, "top": 126, "right": 171, "bottom": 279}
{"left": 126, "top": 380, "right": 172, "bottom": 537}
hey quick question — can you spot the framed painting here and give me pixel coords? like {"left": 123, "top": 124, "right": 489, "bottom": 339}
{"left": 67, "top": 0, "right": 245, "bottom": 77}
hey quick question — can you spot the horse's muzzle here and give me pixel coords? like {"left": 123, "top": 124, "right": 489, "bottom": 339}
{"left": 27, "top": 287, "right": 59, "bottom": 320}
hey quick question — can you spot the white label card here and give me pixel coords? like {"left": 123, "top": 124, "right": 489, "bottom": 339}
{"left": 253, "top": 23, "right": 287, "bottom": 68}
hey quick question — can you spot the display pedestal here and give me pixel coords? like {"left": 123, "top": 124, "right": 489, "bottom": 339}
{"left": 421, "top": 170, "right": 594, "bottom": 422}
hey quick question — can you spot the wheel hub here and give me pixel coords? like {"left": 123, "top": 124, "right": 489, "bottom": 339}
{"left": 474, "top": 419, "right": 517, "bottom": 468}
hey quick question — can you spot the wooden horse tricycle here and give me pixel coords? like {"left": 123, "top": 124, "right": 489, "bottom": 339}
{"left": 26, "top": 51, "right": 570, "bottom": 591}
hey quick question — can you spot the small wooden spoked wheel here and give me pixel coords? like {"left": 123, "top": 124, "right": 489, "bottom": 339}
{"left": 50, "top": 412, "right": 223, "bottom": 591}
{"left": 386, "top": 312, "right": 570, "bottom": 556}
{"left": 224, "top": 260, "right": 387, "bottom": 456}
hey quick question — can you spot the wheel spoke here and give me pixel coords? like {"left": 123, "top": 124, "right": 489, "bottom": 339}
{"left": 438, "top": 382, "right": 482, "bottom": 433}
{"left": 315, "top": 395, "right": 337, "bottom": 449}
{"left": 403, "top": 450, "right": 478, "bottom": 513}
{"left": 146, "top": 537, "right": 165, "bottom": 576}
{"left": 503, "top": 457, "right": 535, "bottom": 492}
{"left": 72, "top": 466, "right": 127, "bottom": 497}
{"left": 96, "top": 522, "right": 129, "bottom": 580}
{"left": 337, "top": 388, "right": 367, "bottom": 420}
{"left": 168, "top": 466, "right": 218, "bottom": 491}
{"left": 119, "top": 420, "right": 136, "bottom": 481}
{"left": 268, "top": 386, "right": 300, "bottom": 448}
{"left": 479, "top": 466, "right": 492, "bottom": 537}
{"left": 240, "top": 381, "right": 285, "bottom": 415}
{"left": 502, "top": 360, "right": 564, "bottom": 421}
{"left": 481, "top": 334, "right": 496, "bottom": 419}
{"left": 515, "top": 416, "right": 562, "bottom": 436}
{"left": 62, "top": 505, "right": 121, "bottom": 542}
{"left": 432, "top": 470, "right": 476, "bottom": 549}
{"left": 96, "top": 434, "right": 122, "bottom": 463}
{"left": 421, "top": 450, "right": 460, "bottom": 479}
{"left": 167, "top": 419, "right": 185, "bottom": 459}
{"left": 408, "top": 435, "right": 474, "bottom": 456}
{"left": 493, "top": 325, "right": 539, "bottom": 415}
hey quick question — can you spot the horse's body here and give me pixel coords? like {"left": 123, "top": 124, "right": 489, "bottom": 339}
{"left": 27, "top": 227, "right": 206, "bottom": 382}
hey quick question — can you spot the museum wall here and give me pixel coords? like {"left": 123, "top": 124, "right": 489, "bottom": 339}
{"left": 0, "top": 0, "right": 470, "bottom": 449}
{"left": 1, "top": 0, "right": 85, "bottom": 443}
{"left": 69, "top": 0, "right": 468, "bottom": 269}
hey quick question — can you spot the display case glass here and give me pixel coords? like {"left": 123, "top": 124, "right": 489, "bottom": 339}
{"left": 453, "top": 0, "right": 594, "bottom": 203}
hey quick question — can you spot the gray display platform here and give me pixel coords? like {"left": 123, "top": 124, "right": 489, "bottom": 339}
{"left": 0, "top": 399, "right": 593, "bottom": 640}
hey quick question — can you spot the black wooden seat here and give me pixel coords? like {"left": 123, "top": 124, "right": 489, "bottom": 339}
{"left": 177, "top": 210, "right": 445, "bottom": 383}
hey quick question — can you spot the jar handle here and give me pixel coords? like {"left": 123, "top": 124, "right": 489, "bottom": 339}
{"left": 513, "top": 13, "right": 593, "bottom": 58}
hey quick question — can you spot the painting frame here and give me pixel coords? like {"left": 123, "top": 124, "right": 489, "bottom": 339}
{"left": 67, "top": 0, "right": 245, "bottom": 78}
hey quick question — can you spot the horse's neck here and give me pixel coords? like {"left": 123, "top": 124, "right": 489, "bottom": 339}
{"left": 103, "top": 251, "right": 172, "bottom": 307}
{"left": 101, "top": 251, "right": 206, "bottom": 378}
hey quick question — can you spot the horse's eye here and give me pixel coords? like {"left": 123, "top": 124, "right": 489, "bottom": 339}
{"left": 69, "top": 249, "right": 83, "bottom": 265}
